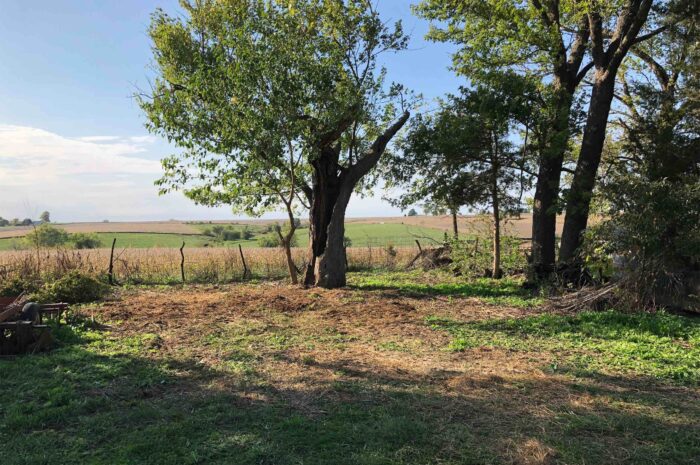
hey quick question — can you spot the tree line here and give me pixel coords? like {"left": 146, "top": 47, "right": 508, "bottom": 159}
{"left": 138, "top": 0, "right": 699, "bottom": 305}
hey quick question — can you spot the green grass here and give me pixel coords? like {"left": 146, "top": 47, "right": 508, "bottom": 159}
{"left": 0, "top": 223, "right": 447, "bottom": 250}
{"left": 1, "top": 285, "right": 699, "bottom": 464}
{"left": 349, "top": 270, "right": 544, "bottom": 307}
{"left": 427, "top": 310, "right": 700, "bottom": 384}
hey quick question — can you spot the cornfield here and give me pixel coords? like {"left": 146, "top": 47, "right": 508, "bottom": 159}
{"left": 0, "top": 245, "right": 420, "bottom": 285}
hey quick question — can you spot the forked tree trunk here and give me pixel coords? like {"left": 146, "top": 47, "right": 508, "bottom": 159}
{"left": 303, "top": 111, "right": 410, "bottom": 289}
{"left": 558, "top": 0, "right": 653, "bottom": 265}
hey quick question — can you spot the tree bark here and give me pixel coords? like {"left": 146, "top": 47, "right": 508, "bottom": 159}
{"left": 559, "top": 74, "right": 617, "bottom": 263}
{"left": 451, "top": 209, "right": 459, "bottom": 239}
{"left": 491, "top": 136, "right": 502, "bottom": 279}
{"left": 559, "top": 0, "right": 653, "bottom": 264}
{"left": 304, "top": 111, "right": 410, "bottom": 288}
{"left": 530, "top": 88, "right": 571, "bottom": 276}
{"left": 528, "top": 12, "right": 590, "bottom": 279}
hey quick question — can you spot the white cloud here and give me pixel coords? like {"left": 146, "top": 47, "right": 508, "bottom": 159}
{"left": 0, "top": 125, "right": 169, "bottom": 219}
{"left": 0, "top": 124, "right": 400, "bottom": 221}
{"left": 76, "top": 136, "right": 122, "bottom": 142}
{"left": 0, "top": 125, "right": 161, "bottom": 187}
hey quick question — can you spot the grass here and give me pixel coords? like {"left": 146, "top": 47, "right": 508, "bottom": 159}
{"left": 427, "top": 310, "right": 700, "bottom": 384}
{"left": 349, "top": 270, "right": 544, "bottom": 308}
{"left": 0, "top": 223, "right": 447, "bottom": 251}
{"left": 1, "top": 273, "right": 699, "bottom": 464}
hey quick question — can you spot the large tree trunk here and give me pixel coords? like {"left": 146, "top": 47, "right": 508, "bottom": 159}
{"left": 530, "top": 88, "right": 573, "bottom": 277}
{"left": 559, "top": 0, "right": 653, "bottom": 265}
{"left": 304, "top": 111, "right": 410, "bottom": 288}
{"left": 559, "top": 74, "right": 616, "bottom": 263}
{"left": 315, "top": 185, "right": 353, "bottom": 288}
{"left": 303, "top": 148, "right": 342, "bottom": 286}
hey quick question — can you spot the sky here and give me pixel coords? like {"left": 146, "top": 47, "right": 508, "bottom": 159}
{"left": 0, "top": 0, "right": 461, "bottom": 222}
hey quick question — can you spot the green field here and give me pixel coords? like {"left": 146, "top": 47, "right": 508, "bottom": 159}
{"left": 0, "top": 223, "right": 447, "bottom": 250}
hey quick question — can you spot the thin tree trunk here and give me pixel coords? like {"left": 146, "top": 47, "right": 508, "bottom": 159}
{"left": 491, "top": 144, "right": 502, "bottom": 279}
{"left": 451, "top": 209, "right": 459, "bottom": 239}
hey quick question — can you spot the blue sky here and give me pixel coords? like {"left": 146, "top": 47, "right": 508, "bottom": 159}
{"left": 0, "top": 1, "right": 461, "bottom": 222}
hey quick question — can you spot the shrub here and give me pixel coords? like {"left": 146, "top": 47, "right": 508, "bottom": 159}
{"left": 222, "top": 230, "right": 242, "bottom": 241}
{"left": 23, "top": 224, "right": 70, "bottom": 248}
{"left": 0, "top": 276, "right": 41, "bottom": 297}
{"left": 34, "top": 271, "right": 109, "bottom": 304}
{"left": 257, "top": 234, "right": 280, "bottom": 248}
{"left": 450, "top": 235, "right": 526, "bottom": 278}
{"left": 71, "top": 233, "right": 102, "bottom": 249}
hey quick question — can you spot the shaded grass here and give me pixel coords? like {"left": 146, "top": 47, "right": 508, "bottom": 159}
{"left": 427, "top": 310, "right": 700, "bottom": 384}
{"left": 1, "top": 283, "right": 699, "bottom": 465}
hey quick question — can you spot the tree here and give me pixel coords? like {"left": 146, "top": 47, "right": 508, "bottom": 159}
{"left": 71, "top": 233, "right": 101, "bottom": 249}
{"left": 24, "top": 224, "right": 70, "bottom": 248}
{"left": 139, "top": 0, "right": 410, "bottom": 289}
{"left": 559, "top": 0, "right": 667, "bottom": 264}
{"left": 416, "top": 0, "right": 591, "bottom": 277}
{"left": 39, "top": 211, "right": 51, "bottom": 223}
{"left": 388, "top": 85, "right": 533, "bottom": 278}
{"left": 386, "top": 111, "right": 476, "bottom": 239}
{"left": 0, "top": 217, "right": 9, "bottom": 227}
{"left": 407, "top": 208, "right": 418, "bottom": 217}
{"left": 586, "top": 1, "right": 699, "bottom": 307}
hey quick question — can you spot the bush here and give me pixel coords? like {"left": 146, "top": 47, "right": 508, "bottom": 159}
{"left": 0, "top": 276, "right": 41, "bottom": 297}
{"left": 23, "top": 224, "right": 70, "bottom": 248}
{"left": 257, "top": 229, "right": 298, "bottom": 248}
{"left": 71, "top": 233, "right": 102, "bottom": 249}
{"left": 450, "top": 235, "right": 526, "bottom": 278}
{"left": 34, "top": 271, "right": 109, "bottom": 304}
{"left": 222, "top": 230, "right": 242, "bottom": 241}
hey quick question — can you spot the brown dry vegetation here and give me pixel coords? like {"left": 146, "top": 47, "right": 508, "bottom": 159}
{"left": 0, "top": 246, "right": 418, "bottom": 283}
{"left": 0, "top": 214, "right": 564, "bottom": 240}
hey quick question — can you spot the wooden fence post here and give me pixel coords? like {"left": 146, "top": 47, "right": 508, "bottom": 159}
{"left": 108, "top": 238, "right": 117, "bottom": 285}
{"left": 238, "top": 244, "right": 250, "bottom": 280}
{"left": 180, "top": 242, "right": 186, "bottom": 283}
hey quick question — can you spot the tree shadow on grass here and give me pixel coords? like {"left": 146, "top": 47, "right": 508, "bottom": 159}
{"left": 1, "top": 338, "right": 698, "bottom": 465}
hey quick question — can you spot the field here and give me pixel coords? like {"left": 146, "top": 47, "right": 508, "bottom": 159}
{"left": 1, "top": 270, "right": 698, "bottom": 465}
{"left": 0, "top": 221, "right": 449, "bottom": 251}
{"left": 0, "top": 215, "right": 549, "bottom": 240}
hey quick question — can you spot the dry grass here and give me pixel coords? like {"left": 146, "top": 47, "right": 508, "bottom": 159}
{"left": 0, "top": 246, "right": 419, "bottom": 283}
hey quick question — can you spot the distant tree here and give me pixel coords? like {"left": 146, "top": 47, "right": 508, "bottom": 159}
{"left": 24, "top": 224, "right": 69, "bottom": 248}
{"left": 0, "top": 217, "right": 8, "bottom": 227}
{"left": 71, "top": 233, "right": 101, "bottom": 249}
{"left": 20, "top": 218, "right": 32, "bottom": 226}
{"left": 39, "top": 211, "right": 51, "bottom": 223}
{"left": 139, "top": 0, "right": 411, "bottom": 288}
{"left": 407, "top": 208, "right": 418, "bottom": 217}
